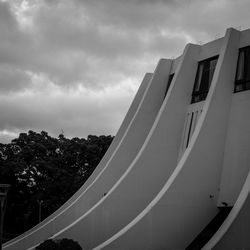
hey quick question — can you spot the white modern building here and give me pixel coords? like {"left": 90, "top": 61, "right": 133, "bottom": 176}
{"left": 4, "top": 27, "right": 250, "bottom": 249}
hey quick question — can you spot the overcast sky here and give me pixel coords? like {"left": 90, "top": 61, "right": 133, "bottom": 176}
{"left": 1, "top": 0, "right": 250, "bottom": 143}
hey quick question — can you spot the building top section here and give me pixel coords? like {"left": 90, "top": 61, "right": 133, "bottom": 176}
{"left": 170, "top": 27, "right": 250, "bottom": 77}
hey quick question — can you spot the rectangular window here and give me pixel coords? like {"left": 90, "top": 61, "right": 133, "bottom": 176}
{"left": 191, "top": 56, "right": 218, "bottom": 103}
{"left": 234, "top": 46, "right": 250, "bottom": 92}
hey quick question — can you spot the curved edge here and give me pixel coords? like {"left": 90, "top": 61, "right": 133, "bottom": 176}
{"left": 202, "top": 168, "right": 250, "bottom": 250}
{"left": 45, "top": 43, "right": 201, "bottom": 249}
{"left": 6, "top": 55, "right": 172, "bottom": 249}
{"left": 41, "top": 58, "right": 174, "bottom": 245}
{"left": 94, "top": 28, "right": 240, "bottom": 250}
{"left": 3, "top": 73, "right": 152, "bottom": 250}
{"left": 16, "top": 55, "right": 171, "bottom": 249}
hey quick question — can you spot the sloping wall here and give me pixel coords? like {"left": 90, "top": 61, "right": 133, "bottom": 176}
{"left": 202, "top": 167, "right": 250, "bottom": 250}
{"left": 4, "top": 71, "right": 159, "bottom": 250}
{"left": 6, "top": 27, "right": 250, "bottom": 250}
{"left": 95, "top": 28, "right": 240, "bottom": 250}
{"left": 3, "top": 72, "right": 152, "bottom": 250}
{"left": 218, "top": 91, "right": 250, "bottom": 206}
{"left": 50, "top": 43, "right": 201, "bottom": 249}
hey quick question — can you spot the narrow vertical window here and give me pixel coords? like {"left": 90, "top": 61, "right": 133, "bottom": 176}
{"left": 235, "top": 46, "right": 250, "bottom": 92}
{"left": 191, "top": 56, "right": 218, "bottom": 103}
{"left": 236, "top": 50, "right": 245, "bottom": 81}
{"left": 186, "top": 112, "right": 194, "bottom": 148}
{"left": 164, "top": 73, "right": 174, "bottom": 98}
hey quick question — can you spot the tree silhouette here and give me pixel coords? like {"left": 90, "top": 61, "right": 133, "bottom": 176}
{"left": 0, "top": 131, "right": 113, "bottom": 241}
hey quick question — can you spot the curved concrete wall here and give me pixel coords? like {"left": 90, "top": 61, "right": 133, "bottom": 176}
{"left": 6, "top": 26, "right": 249, "bottom": 250}
{"left": 202, "top": 168, "right": 250, "bottom": 250}
{"left": 95, "top": 28, "right": 240, "bottom": 250}
{"left": 42, "top": 43, "right": 202, "bottom": 249}
{"left": 6, "top": 58, "right": 172, "bottom": 250}
{"left": 3, "top": 73, "right": 152, "bottom": 250}
{"left": 218, "top": 91, "right": 250, "bottom": 206}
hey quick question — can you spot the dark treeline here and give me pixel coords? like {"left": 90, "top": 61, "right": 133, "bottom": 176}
{"left": 0, "top": 130, "right": 113, "bottom": 241}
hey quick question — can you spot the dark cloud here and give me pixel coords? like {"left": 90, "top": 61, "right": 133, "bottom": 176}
{"left": 0, "top": 1, "right": 17, "bottom": 28}
{"left": 0, "top": 66, "right": 31, "bottom": 92}
{"left": 0, "top": 0, "right": 192, "bottom": 88}
{"left": 0, "top": 0, "right": 194, "bottom": 92}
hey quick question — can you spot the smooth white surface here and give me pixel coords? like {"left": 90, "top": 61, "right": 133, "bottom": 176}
{"left": 26, "top": 58, "right": 172, "bottom": 250}
{"left": 43, "top": 58, "right": 177, "bottom": 249}
{"left": 6, "top": 27, "right": 250, "bottom": 250}
{"left": 4, "top": 73, "right": 153, "bottom": 250}
{"left": 202, "top": 166, "right": 250, "bottom": 249}
{"left": 96, "top": 28, "right": 240, "bottom": 250}
{"left": 218, "top": 91, "right": 250, "bottom": 206}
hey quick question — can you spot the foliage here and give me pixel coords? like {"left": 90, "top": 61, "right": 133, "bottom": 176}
{"left": 35, "top": 238, "right": 82, "bottom": 250}
{"left": 58, "top": 238, "right": 82, "bottom": 250}
{"left": 0, "top": 131, "right": 113, "bottom": 241}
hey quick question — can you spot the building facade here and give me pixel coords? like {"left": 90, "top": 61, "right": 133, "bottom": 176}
{"left": 4, "top": 27, "right": 250, "bottom": 250}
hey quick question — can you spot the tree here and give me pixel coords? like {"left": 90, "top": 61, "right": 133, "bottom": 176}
{"left": 0, "top": 131, "right": 113, "bottom": 241}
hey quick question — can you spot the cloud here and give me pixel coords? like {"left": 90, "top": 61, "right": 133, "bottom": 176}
{"left": 0, "top": 0, "right": 191, "bottom": 90}
{"left": 1, "top": 0, "right": 250, "bottom": 142}
{"left": 0, "top": 81, "right": 133, "bottom": 140}
{"left": 0, "top": 66, "right": 32, "bottom": 92}
{"left": 0, "top": 130, "right": 19, "bottom": 144}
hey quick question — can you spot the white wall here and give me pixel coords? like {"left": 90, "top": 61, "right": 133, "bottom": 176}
{"left": 3, "top": 73, "right": 153, "bottom": 250}
{"left": 96, "top": 28, "right": 240, "bottom": 250}
{"left": 217, "top": 29, "right": 250, "bottom": 206}
{"left": 44, "top": 44, "right": 201, "bottom": 249}
{"left": 198, "top": 37, "right": 223, "bottom": 61}
{"left": 7, "top": 27, "right": 250, "bottom": 250}
{"left": 214, "top": 193, "right": 250, "bottom": 249}
{"left": 24, "top": 58, "right": 172, "bottom": 250}
{"left": 203, "top": 167, "right": 250, "bottom": 249}
{"left": 86, "top": 43, "right": 201, "bottom": 249}
{"left": 218, "top": 91, "right": 250, "bottom": 206}
{"left": 239, "top": 28, "right": 250, "bottom": 47}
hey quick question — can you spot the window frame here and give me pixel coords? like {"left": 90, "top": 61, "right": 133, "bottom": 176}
{"left": 191, "top": 55, "right": 219, "bottom": 104}
{"left": 234, "top": 46, "right": 250, "bottom": 93}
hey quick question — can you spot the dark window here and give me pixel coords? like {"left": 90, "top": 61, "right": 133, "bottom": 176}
{"left": 164, "top": 73, "right": 174, "bottom": 98}
{"left": 234, "top": 46, "right": 250, "bottom": 92}
{"left": 186, "top": 112, "right": 194, "bottom": 148}
{"left": 191, "top": 56, "right": 218, "bottom": 103}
